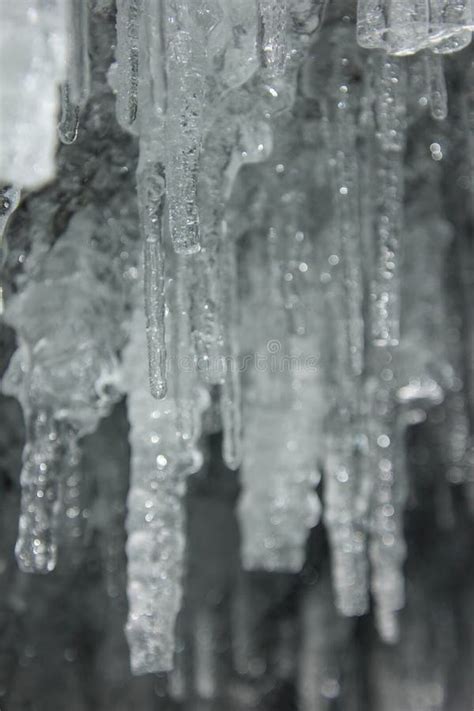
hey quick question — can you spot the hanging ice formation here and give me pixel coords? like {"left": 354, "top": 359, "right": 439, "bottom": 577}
{"left": 1, "top": 207, "right": 136, "bottom": 572}
{"left": 0, "top": 0, "right": 473, "bottom": 678}
{"left": 123, "top": 283, "right": 207, "bottom": 674}
{"left": 58, "top": 0, "right": 91, "bottom": 144}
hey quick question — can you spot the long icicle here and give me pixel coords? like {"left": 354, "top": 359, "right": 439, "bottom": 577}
{"left": 164, "top": 1, "right": 206, "bottom": 255}
{"left": 15, "top": 410, "right": 77, "bottom": 573}
{"left": 321, "top": 39, "right": 369, "bottom": 617}
{"left": 424, "top": 51, "right": 448, "bottom": 121}
{"left": 220, "top": 229, "right": 242, "bottom": 471}
{"left": 115, "top": 0, "right": 141, "bottom": 130}
{"left": 124, "top": 296, "right": 205, "bottom": 674}
{"left": 137, "top": 141, "right": 167, "bottom": 399}
{"left": 58, "top": 0, "right": 91, "bottom": 144}
{"left": 372, "top": 55, "right": 407, "bottom": 347}
{"left": 172, "top": 254, "right": 207, "bottom": 444}
{"left": 368, "top": 54, "right": 408, "bottom": 643}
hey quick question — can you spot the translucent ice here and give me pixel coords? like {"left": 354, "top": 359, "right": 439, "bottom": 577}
{"left": 123, "top": 297, "right": 206, "bottom": 674}
{"left": 0, "top": 0, "right": 67, "bottom": 188}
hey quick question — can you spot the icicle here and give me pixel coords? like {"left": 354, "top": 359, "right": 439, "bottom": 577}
{"left": 190, "top": 127, "right": 233, "bottom": 389}
{"left": 58, "top": 84, "right": 80, "bottom": 145}
{"left": 359, "top": 55, "right": 377, "bottom": 279}
{"left": 124, "top": 305, "right": 184, "bottom": 673}
{"left": 238, "top": 173, "right": 322, "bottom": 572}
{"left": 424, "top": 52, "right": 448, "bottom": 120}
{"left": 15, "top": 410, "right": 63, "bottom": 574}
{"left": 115, "top": 0, "right": 141, "bottom": 130}
{"left": 2, "top": 204, "right": 135, "bottom": 575}
{"left": 319, "top": 38, "right": 371, "bottom": 617}
{"left": 372, "top": 56, "right": 407, "bottom": 347}
{"left": 258, "top": 0, "right": 289, "bottom": 76}
{"left": 64, "top": 0, "right": 90, "bottom": 107}
{"left": 220, "top": 232, "right": 242, "bottom": 471}
{"left": 328, "top": 57, "right": 364, "bottom": 378}
{"left": 137, "top": 141, "right": 167, "bottom": 399}
{"left": 365, "top": 55, "right": 409, "bottom": 642}
{"left": 164, "top": 1, "right": 207, "bottom": 255}
{"left": 172, "top": 256, "right": 200, "bottom": 442}
{"left": 215, "top": 120, "right": 271, "bottom": 467}
{"left": 124, "top": 298, "right": 205, "bottom": 675}
{"left": 58, "top": 0, "right": 90, "bottom": 144}
{"left": 191, "top": 113, "right": 271, "bottom": 387}
{"left": 10, "top": 406, "right": 54, "bottom": 571}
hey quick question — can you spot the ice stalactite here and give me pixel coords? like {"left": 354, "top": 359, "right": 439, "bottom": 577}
{"left": 123, "top": 292, "right": 207, "bottom": 674}
{"left": 424, "top": 52, "right": 448, "bottom": 120}
{"left": 114, "top": 0, "right": 142, "bottom": 131}
{"left": 238, "top": 157, "right": 323, "bottom": 571}
{"left": 185, "top": 0, "right": 319, "bottom": 399}
{"left": 219, "top": 233, "right": 242, "bottom": 471}
{"left": 164, "top": 1, "right": 208, "bottom": 256}
{"left": 194, "top": 114, "right": 271, "bottom": 411}
{"left": 11, "top": 415, "right": 83, "bottom": 574}
{"left": 326, "top": 45, "right": 364, "bottom": 379}
{"left": 366, "top": 55, "right": 408, "bottom": 642}
{"left": 371, "top": 55, "right": 407, "bottom": 346}
{"left": 58, "top": 0, "right": 91, "bottom": 144}
{"left": 2, "top": 209, "right": 131, "bottom": 573}
{"left": 124, "top": 303, "right": 186, "bottom": 674}
{"left": 0, "top": 395, "right": 86, "bottom": 576}
{"left": 183, "top": 7, "right": 261, "bottom": 390}
{"left": 318, "top": 35, "right": 369, "bottom": 618}
{"left": 190, "top": 127, "right": 232, "bottom": 389}
{"left": 137, "top": 142, "right": 168, "bottom": 399}
{"left": 172, "top": 255, "right": 207, "bottom": 446}
{"left": 0, "top": 0, "right": 67, "bottom": 188}
{"left": 14, "top": 410, "right": 64, "bottom": 574}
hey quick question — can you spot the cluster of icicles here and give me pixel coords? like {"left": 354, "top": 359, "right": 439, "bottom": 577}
{"left": 0, "top": 0, "right": 473, "bottom": 676}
